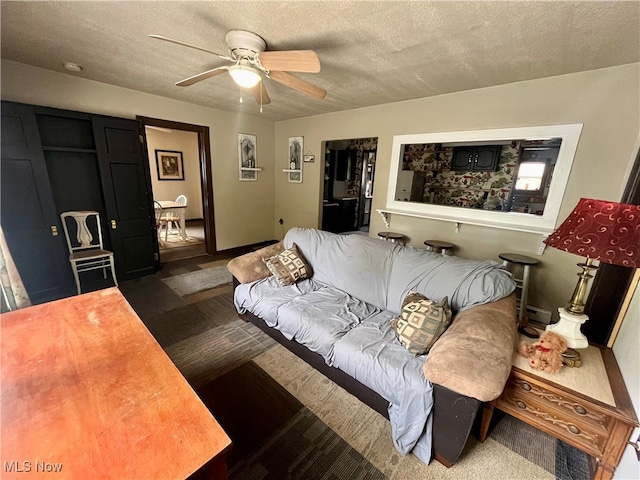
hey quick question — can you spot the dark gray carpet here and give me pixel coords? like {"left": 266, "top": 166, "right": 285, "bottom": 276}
{"left": 230, "top": 408, "right": 387, "bottom": 480}
{"left": 166, "top": 320, "right": 276, "bottom": 389}
{"left": 142, "top": 294, "right": 238, "bottom": 348}
{"left": 491, "top": 413, "right": 590, "bottom": 480}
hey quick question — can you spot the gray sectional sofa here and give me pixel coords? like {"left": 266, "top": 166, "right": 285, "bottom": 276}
{"left": 228, "top": 227, "right": 517, "bottom": 467}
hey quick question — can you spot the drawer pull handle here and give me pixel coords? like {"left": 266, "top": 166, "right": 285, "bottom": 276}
{"left": 568, "top": 425, "right": 580, "bottom": 435}
{"left": 521, "top": 382, "right": 532, "bottom": 391}
{"left": 574, "top": 405, "right": 587, "bottom": 415}
{"left": 516, "top": 401, "right": 526, "bottom": 409}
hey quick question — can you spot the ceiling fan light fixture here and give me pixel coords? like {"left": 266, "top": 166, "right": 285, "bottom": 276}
{"left": 229, "top": 64, "right": 261, "bottom": 88}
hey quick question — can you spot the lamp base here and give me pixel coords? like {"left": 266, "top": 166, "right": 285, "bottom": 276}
{"left": 546, "top": 308, "right": 589, "bottom": 349}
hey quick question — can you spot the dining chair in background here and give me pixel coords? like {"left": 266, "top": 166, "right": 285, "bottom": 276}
{"left": 154, "top": 201, "right": 169, "bottom": 243}
{"left": 163, "top": 194, "right": 187, "bottom": 235}
{"left": 60, "top": 211, "right": 118, "bottom": 295}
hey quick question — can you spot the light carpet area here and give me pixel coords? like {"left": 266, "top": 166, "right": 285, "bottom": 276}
{"left": 161, "top": 264, "right": 232, "bottom": 296}
{"left": 253, "top": 344, "right": 554, "bottom": 480}
{"left": 160, "top": 234, "right": 204, "bottom": 249}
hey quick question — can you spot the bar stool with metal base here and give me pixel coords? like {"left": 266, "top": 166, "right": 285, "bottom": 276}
{"left": 377, "top": 231, "right": 405, "bottom": 246}
{"left": 499, "top": 252, "right": 540, "bottom": 337}
{"left": 424, "top": 240, "right": 456, "bottom": 256}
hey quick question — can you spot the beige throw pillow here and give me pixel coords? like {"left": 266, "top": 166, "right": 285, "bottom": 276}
{"left": 263, "top": 243, "right": 312, "bottom": 286}
{"left": 392, "top": 291, "right": 452, "bottom": 356}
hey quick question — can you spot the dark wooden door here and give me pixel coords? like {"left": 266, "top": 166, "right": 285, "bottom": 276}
{"left": 93, "top": 117, "right": 156, "bottom": 281}
{"left": 0, "top": 102, "right": 75, "bottom": 302}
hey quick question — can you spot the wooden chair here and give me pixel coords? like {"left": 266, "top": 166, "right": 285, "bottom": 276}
{"left": 60, "top": 211, "right": 118, "bottom": 295}
{"left": 163, "top": 194, "right": 187, "bottom": 235}
{"left": 154, "top": 201, "right": 169, "bottom": 244}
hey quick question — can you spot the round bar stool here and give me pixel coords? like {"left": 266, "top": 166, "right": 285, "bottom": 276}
{"left": 377, "top": 231, "right": 405, "bottom": 246}
{"left": 424, "top": 240, "right": 456, "bottom": 256}
{"left": 499, "top": 253, "right": 540, "bottom": 330}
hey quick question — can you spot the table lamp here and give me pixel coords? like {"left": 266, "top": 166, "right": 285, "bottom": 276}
{"left": 543, "top": 198, "right": 640, "bottom": 348}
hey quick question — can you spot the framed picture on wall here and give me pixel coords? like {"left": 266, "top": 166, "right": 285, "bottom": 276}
{"left": 238, "top": 133, "right": 258, "bottom": 181}
{"left": 288, "top": 136, "right": 303, "bottom": 183}
{"left": 156, "top": 150, "right": 184, "bottom": 181}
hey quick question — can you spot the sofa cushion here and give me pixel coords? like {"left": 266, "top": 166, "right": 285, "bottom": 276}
{"left": 264, "top": 243, "right": 312, "bottom": 286}
{"left": 273, "top": 286, "right": 380, "bottom": 360}
{"left": 331, "top": 310, "right": 434, "bottom": 462}
{"left": 423, "top": 293, "right": 517, "bottom": 402}
{"left": 392, "top": 291, "right": 452, "bottom": 356}
{"left": 227, "top": 241, "right": 285, "bottom": 284}
{"left": 284, "top": 227, "right": 396, "bottom": 310}
{"left": 386, "top": 247, "right": 516, "bottom": 314}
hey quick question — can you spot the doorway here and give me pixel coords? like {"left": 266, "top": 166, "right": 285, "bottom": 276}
{"left": 321, "top": 137, "right": 377, "bottom": 234}
{"left": 137, "top": 116, "right": 216, "bottom": 262}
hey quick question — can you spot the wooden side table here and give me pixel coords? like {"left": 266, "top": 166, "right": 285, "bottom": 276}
{"left": 479, "top": 337, "right": 638, "bottom": 480}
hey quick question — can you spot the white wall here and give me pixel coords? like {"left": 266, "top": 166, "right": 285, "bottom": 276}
{"left": 274, "top": 63, "right": 640, "bottom": 321}
{"left": 146, "top": 128, "right": 202, "bottom": 220}
{"left": 1, "top": 60, "right": 275, "bottom": 251}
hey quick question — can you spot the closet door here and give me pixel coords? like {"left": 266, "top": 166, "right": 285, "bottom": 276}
{"left": 0, "top": 102, "right": 74, "bottom": 302}
{"left": 93, "top": 116, "right": 156, "bottom": 280}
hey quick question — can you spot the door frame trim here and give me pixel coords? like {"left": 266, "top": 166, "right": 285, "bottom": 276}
{"left": 584, "top": 140, "right": 640, "bottom": 344}
{"left": 137, "top": 116, "right": 216, "bottom": 254}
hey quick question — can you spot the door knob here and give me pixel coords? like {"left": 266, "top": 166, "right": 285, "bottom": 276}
{"left": 111, "top": 220, "right": 117, "bottom": 229}
{"left": 50, "top": 225, "right": 58, "bottom": 236}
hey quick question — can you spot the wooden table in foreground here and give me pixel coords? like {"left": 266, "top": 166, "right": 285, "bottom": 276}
{"left": 479, "top": 335, "right": 638, "bottom": 480}
{"left": 1, "top": 288, "right": 231, "bottom": 479}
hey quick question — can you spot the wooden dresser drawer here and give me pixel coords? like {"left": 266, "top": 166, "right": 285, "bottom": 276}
{"left": 496, "top": 375, "right": 610, "bottom": 457}
{"left": 480, "top": 344, "right": 638, "bottom": 480}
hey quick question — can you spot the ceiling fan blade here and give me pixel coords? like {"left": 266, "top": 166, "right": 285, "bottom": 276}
{"left": 251, "top": 82, "right": 271, "bottom": 105}
{"left": 149, "top": 34, "right": 230, "bottom": 59}
{"left": 268, "top": 71, "right": 327, "bottom": 100}
{"left": 176, "top": 66, "right": 228, "bottom": 87}
{"left": 259, "top": 50, "right": 321, "bottom": 73}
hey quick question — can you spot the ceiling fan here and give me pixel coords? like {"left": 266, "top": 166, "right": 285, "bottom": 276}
{"left": 149, "top": 30, "right": 327, "bottom": 106}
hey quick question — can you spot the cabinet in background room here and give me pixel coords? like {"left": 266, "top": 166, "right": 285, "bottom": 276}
{"left": 452, "top": 145, "right": 501, "bottom": 171}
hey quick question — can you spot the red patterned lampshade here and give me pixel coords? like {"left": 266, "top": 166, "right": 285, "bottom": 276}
{"left": 544, "top": 198, "right": 640, "bottom": 268}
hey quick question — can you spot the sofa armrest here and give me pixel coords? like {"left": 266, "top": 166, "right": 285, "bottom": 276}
{"left": 423, "top": 293, "right": 517, "bottom": 402}
{"left": 227, "top": 241, "right": 285, "bottom": 284}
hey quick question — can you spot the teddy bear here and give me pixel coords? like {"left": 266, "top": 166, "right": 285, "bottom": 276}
{"left": 518, "top": 330, "right": 568, "bottom": 374}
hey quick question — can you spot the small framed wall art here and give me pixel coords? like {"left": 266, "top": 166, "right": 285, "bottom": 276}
{"left": 287, "top": 136, "right": 303, "bottom": 183}
{"left": 238, "top": 133, "right": 260, "bottom": 181}
{"left": 156, "top": 150, "right": 184, "bottom": 181}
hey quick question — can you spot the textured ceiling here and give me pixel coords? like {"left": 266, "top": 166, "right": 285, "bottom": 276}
{"left": 2, "top": 1, "right": 639, "bottom": 121}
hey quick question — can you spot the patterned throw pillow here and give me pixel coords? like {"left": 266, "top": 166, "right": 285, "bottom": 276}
{"left": 263, "top": 243, "right": 312, "bottom": 286}
{"left": 391, "top": 291, "right": 452, "bottom": 356}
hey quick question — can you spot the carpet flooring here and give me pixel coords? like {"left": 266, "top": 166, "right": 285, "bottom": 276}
{"left": 230, "top": 407, "right": 387, "bottom": 480}
{"left": 119, "top": 254, "right": 591, "bottom": 480}
{"left": 490, "top": 411, "right": 590, "bottom": 480}
{"left": 161, "top": 265, "right": 232, "bottom": 296}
